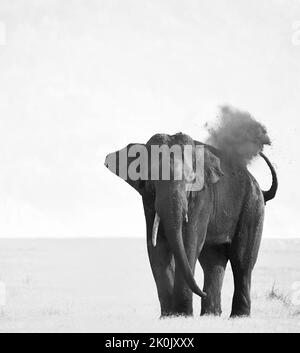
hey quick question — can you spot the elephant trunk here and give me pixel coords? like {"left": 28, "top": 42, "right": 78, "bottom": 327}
{"left": 152, "top": 192, "right": 206, "bottom": 299}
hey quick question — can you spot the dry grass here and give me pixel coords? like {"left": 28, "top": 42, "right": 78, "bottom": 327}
{"left": 0, "top": 238, "right": 299, "bottom": 332}
{"left": 267, "top": 282, "right": 290, "bottom": 306}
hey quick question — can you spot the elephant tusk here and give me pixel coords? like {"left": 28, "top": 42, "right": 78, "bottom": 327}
{"left": 152, "top": 213, "right": 160, "bottom": 247}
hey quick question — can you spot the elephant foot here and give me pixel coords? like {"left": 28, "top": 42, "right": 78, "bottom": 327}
{"left": 172, "top": 300, "right": 193, "bottom": 317}
{"left": 200, "top": 305, "right": 222, "bottom": 316}
{"left": 160, "top": 311, "right": 193, "bottom": 319}
{"left": 230, "top": 303, "right": 251, "bottom": 317}
{"left": 200, "top": 308, "right": 222, "bottom": 316}
{"left": 201, "top": 297, "right": 222, "bottom": 316}
{"left": 230, "top": 293, "right": 251, "bottom": 317}
{"left": 171, "top": 311, "right": 193, "bottom": 318}
{"left": 159, "top": 311, "right": 174, "bottom": 319}
{"left": 230, "top": 309, "right": 250, "bottom": 318}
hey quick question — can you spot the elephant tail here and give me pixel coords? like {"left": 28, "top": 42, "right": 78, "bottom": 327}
{"left": 259, "top": 152, "right": 278, "bottom": 203}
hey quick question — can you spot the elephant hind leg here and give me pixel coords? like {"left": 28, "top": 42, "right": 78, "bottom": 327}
{"left": 229, "top": 201, "right": 264, "bottom": 317}
{"left": 230, "top": 265, "right": 252, "bottom": 317}
{"left": 199, "top": 244, "right": 229, "bottom": 316}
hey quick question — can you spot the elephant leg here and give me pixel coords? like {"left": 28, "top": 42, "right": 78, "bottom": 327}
{"left": 229, "top": 203, "right": 264, "bottom": 317}
{"left": 172, "top": 264, "right": 194, "bottom": 316}
{"left": 171, "top": 262, "right": 195, "bottom": 316}
{"left": 199, "top": 244, "right": 228, "bottom": 316}
{"left": 146, "top": 235, "right": 175, "bottom": 317}
{"left": 171, "top": 227, "right": 201, "bottom": 316}
{"left": 144, "top": 204, "right": 175, "bottom": 317}
{"left": 172, "top": 206, "right": 210, "bottom": 316}
{"left": 230, "top": 264, "right": 252, "bottom": 317}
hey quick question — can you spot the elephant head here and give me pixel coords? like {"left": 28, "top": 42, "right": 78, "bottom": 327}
{"left": 104, "top": 133, "right": 224, "bottom": 299}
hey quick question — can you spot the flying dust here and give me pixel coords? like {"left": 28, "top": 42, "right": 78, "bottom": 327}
{"left": 206, "top": 105, "right": 271, "bottom": 165}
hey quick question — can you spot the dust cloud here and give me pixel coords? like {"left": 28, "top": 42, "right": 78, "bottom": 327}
{"left": 206, "top": 105, "right": 271, "bottom": 165}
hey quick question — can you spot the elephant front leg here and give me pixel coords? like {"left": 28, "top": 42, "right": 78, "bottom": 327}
{"left": 172, "top": 270, "right": 193, "bottom": 316}
{"left": 172, "top": 223, "right": 209, "bottom": 316}
{"left": 171, "top": 239, "right": 197, "bottom": 316}
{"left": 199, "top": 244, "right": 228, "bottom": 316}
{"left": 144, "top": 203, "right": 175, "bottom": 317}
{"left": 146, "top": 230, "right": 175, "bottom": 317}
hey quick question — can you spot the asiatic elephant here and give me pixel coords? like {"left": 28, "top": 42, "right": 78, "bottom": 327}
{"left": 104, "top": 132, "right": 277, "bottom": 317}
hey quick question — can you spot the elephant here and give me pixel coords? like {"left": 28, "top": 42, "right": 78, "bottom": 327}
{"left": 104, "top": 132, "right": 278, "bottom": 317}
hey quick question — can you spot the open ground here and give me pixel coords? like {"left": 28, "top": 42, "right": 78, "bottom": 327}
{"left": 0, "top": 238, "right": 299, "bottom": 333}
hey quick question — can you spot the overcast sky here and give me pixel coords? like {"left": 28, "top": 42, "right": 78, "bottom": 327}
{"left": 0, "top": 0, "right": 299, "bottom": 238}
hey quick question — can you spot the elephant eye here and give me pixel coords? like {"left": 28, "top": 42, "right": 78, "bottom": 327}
{"left": 186, "top": 172, "right": 196, "bottom": 182}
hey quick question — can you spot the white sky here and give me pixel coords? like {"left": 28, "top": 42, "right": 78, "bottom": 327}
{"left": 0, "top": 0, "right": 299, "bottom": 238}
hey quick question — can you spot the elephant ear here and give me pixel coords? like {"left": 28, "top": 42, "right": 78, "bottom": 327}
{"left": 204, "top": 148, "right": 224, "bottom": 187}
{"left": 104, "top": 143, "right": 149, "bottom": 195}
{"left": 193, "top": 140, "right": 224, "bottom": 189}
